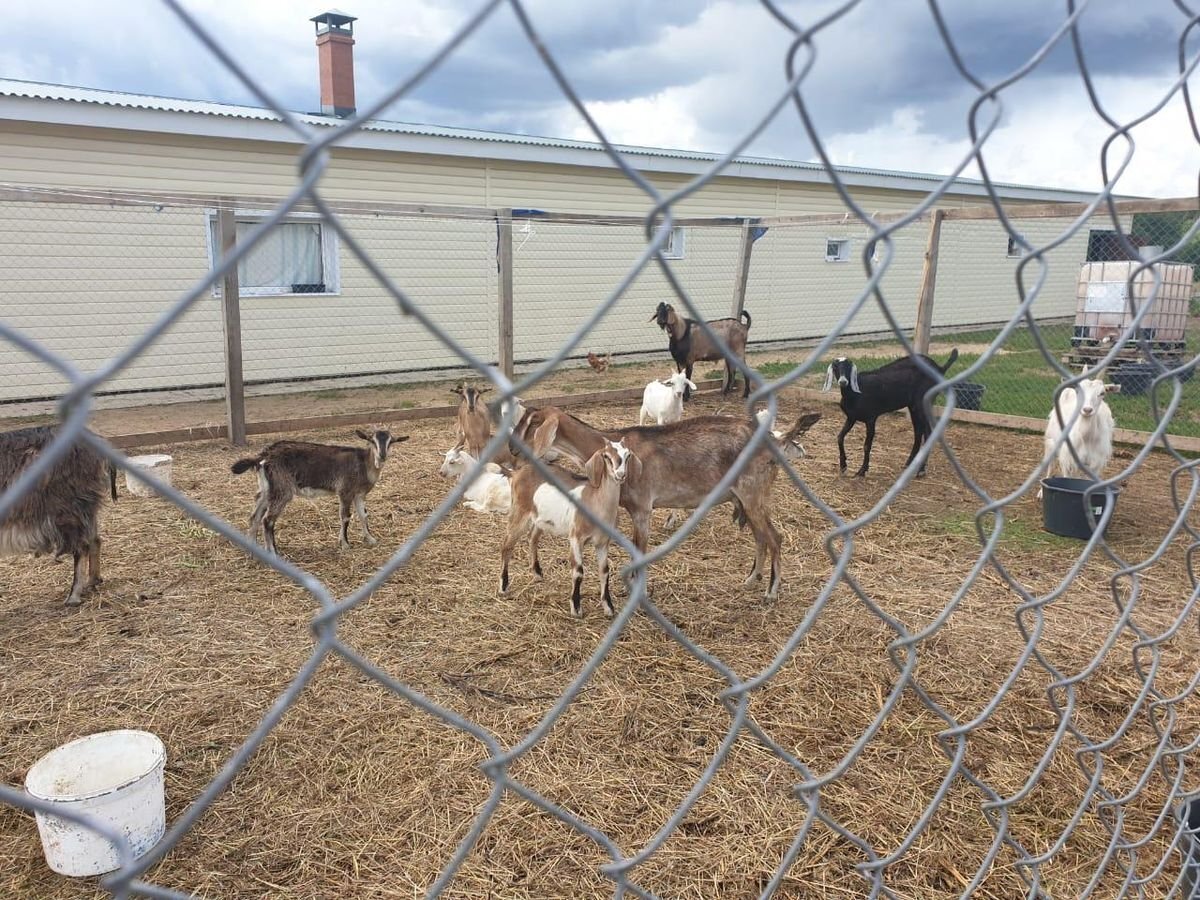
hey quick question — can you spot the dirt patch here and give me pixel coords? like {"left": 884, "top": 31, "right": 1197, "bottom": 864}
{"left": 1, "top": 396, "right": 1196, "bottom": 898}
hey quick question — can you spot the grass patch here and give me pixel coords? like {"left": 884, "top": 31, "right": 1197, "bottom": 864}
{"left": 936, "top": 511, "right": 1078, "bottom": 551}
{"left": 397, "top": 400, "right": 417, "bottom": 410}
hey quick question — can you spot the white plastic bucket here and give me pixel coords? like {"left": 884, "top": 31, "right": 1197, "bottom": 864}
{"left": 25, "top": 730, "right": 166, "bottom": 877}
{"left": 124, "top": 454, "right": 173, "bottom": 498}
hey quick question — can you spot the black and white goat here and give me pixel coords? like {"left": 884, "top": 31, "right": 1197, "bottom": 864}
{"left": 823, "top": 349, "right": 959, "bottom": 477}
{"left": 0, "top": 426, "right": 117, "bottom": 605}
{"left": 231, "top": 429, "right": 404, "bottom": 555}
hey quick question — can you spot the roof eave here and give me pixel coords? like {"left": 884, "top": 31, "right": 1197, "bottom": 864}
{"left": 0, "top": 93, "right": 1104, "bottom": 202}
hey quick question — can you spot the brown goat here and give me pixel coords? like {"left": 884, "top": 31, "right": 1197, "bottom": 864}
{"left": 452, "top": 383, "right": 491, "bottom": 459}
{"left": 231, "top": 429, "right": 403, "bottom": 555}
{"left": 0, "top": 426, "right": 118, "bottom": 605}
{"left": 511, "top": 408, "right": 820, "bottom": 597}
{"left": 651, "top": 302, "right": 752, "bottom": 399}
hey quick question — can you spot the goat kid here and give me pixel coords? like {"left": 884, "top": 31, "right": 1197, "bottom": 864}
{"left": 231, "top": 429, "right": 403, "bottom": 555}
{"left": 500, "top": 440, "right": 636, "bottom": 617}
{"left": 512, "top": 407, "right": 820, "bottom": 598}
{"left": 823, "top": 349, "right": 959, "bottom": 478}
{"left": 452, "top": 383, "right": 491, "bottom": 459}
{"left": 639, "top": 371, "right": 696, "bottom": 425}
{"left": 0, "top": 426, "right": 118, "bottom": 605}
{"left": 439, "top": 447, "right": 512, "bottom": 514}
{"left": 651, "top": 302, "right": 752, "bottom": 399}
{"left": 1037, "top": 371, "right": 1120, "bottom": 500}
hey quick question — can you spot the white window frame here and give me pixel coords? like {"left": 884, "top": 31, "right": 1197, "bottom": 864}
{"left": 205, "top": 209, "right": 341, "bottom": 297}
{"left": 662, "top": 226, "right": 686, "bottom": 259}
{"left": 825, "top": 237, "right": 851, "bottom": 262}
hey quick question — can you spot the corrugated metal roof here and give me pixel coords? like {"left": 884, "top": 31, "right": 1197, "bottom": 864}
{"left": 0, "top": 77, "right": 1075, "bottom": 194}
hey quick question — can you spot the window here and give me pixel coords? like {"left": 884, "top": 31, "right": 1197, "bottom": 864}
{"left": 207, "top": 211, "right": 340, "bottom": 296}
{"left": 662, "top": 226, "right": 686, "bottom": 259}
{"left": 825, "top": 238, "right": 851, "bottom": 262}
{"left": 1006, "top": 235, "right": 1026, "bottom": 258}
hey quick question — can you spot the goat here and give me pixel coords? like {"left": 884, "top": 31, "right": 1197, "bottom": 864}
{"left": 823, "top": 349, "right": 959, "bottom": 478}
{"left": 586, "top": 352, "right": 612, "bottom": 374}
{"left": 452, "top": 383, "right": 491, "bottom": 459}
{"left": 439, "top": 447, "right": 512, "bottom": 514}
{"left": 500, "top": 439, "right": 636, "bottom": 617}
{"left": 0, "top": 426, "right": 117, "bottom": 605}
{"left": 511, "top": 408, "right": 821, "bottom": 598}
{"left": 1037, "top": 370, "right": 1120, "bottom": 499}
{"left": 639, "top": 371, "right": 696, "bottom": 426}
{"left": 231, "top": 429, "right": 403, "bottom": 555}
{"left": 651, "top": 302, "right": 752, "bottom": 399}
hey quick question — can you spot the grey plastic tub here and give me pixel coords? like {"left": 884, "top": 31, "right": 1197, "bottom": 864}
{"left": 1041, "top": 477, "right": 1118, "bottom": 540}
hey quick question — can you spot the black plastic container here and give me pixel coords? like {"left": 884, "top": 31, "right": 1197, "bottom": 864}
{"left": 1110, "top": 363, "right": 1157, "bottom": 396}
{"left": 1041, "top": 477, "right": 1118, "bottom": 540}
{"left": 954, "top": 382, "right": 986, "bottom": 411}
{"left": 1180, "top": 798, "right": 1200, "bottom": 897}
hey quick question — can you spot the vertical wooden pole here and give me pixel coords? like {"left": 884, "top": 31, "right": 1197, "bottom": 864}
{"left": 730, "top": 218, "right": 757, "bottom": 319}
{"left": 217, "top": 203, "right": 247, "bottom": 446}
{"left": 914, "top": 208, "right": 945, "bottom": 355}
{"left": 496, "top": 208, "right": 515, "bottom": 379}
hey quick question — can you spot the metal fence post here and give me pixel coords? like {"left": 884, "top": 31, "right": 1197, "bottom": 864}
{"left": 496, "top": 208, "right": 515, "bottom": 379}
{"left": 217, "top": 202, "right": 247, "bottom": 446}
{"left": 913, "top": 208, "right": 944, "bottom": 355}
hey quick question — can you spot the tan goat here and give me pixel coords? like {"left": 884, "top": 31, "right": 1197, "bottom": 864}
{"left": 510, "top": 408, "right": 820, "bottom": 598}
{"left": 452, "top": 383, "right": 491, "bottom": 458}
{"left": 499, "top": 439, "right": 637, "bottom": 617}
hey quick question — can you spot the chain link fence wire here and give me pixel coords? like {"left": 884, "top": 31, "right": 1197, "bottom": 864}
{"left": 3, "top": 0, "right": 1200, "bottom": 897}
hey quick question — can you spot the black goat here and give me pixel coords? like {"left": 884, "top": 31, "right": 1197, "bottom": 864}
{"left": 651, "top": 302, "right": 752, "bottom": 399}
{"left": 0, "top": 426, "right": 118, "bottom": 605}
{"left": 823, "top": 349, "right": 959, "bottom": 477}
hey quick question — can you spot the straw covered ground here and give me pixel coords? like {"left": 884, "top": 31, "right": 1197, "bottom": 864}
{"left": 2, "top": 391, "right": 1200, "bottom": 898}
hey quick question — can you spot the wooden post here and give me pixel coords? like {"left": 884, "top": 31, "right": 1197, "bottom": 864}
{"left": 914, "top": 208, "right": 945, "bottom": 355}
{"left": 216, "top": 203, "right": 247, "bottom": 446}
{"left": 496, "top": 208, "right": 515, "bottom": 379}
{"left": 730, "top": 218, "right": 757, "bottom": 319}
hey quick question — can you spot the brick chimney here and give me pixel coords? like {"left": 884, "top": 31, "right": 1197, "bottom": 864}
{"left": 310, "top": 10, "right": 357, "bottom": 118}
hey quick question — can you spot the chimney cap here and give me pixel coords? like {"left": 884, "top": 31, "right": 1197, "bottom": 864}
{"left": 311, "top": 10, "right": 356, "bottom": 36}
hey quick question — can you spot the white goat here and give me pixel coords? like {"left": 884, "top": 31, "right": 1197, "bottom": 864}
{"left": 639, "top": 371, "right": 696, "bottom": 426}
{"left": 499, "top": 439, "right": 637, "bottom": 617}
{"left": 438, "top": 447, "right": 512, "bottom": 515}
{"left": 1037, "top": 371, "right": 1120, "bottom": 499}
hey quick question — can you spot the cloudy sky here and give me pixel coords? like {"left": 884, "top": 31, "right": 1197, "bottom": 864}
{"left": 1, "top": 0, "right": 1198, "bottom": 197}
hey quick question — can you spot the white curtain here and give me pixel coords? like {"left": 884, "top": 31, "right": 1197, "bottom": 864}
{"left": 234, "top": 221, "right": 323, "bottom": 290}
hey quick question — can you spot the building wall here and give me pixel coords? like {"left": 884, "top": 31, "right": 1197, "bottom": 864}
{"left": 0, "top": 120, "right": 1115, "bottom": 402}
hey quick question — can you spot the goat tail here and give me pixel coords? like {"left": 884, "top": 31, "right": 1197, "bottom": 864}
{"left": 740, "top": 309, "right": 752, "bottom": 328}
{"left": 939, "top": 348, "right": 960, "bottom": 374}
{"left": 230, "top": 457, "right": 261, "bottom": 475}
{"left": 108, "top": 462, "right": 118, "bottom": 502}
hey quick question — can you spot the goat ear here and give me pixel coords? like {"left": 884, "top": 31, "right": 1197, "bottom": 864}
{"left": 585, "top": 452, "right": 604, "bottom": 489}
{"left": 627, "top": 451, "right": 642, "bottom": 483}
{"left": 450, "top": 384, "right": 463, "bottom": 395}
{"left": 391, "top": 434, "right": 409, "bottom": 443}
{"left": 686, "top": 379, "right": 697, "bottom": 392}
{"left": 530, "top": 416, "right": 559, "bottom": 458}
{"left": 850, "top": 365, "right": 861, "bottom": 394}
{"left": 1106, "top": 383, "right": 1121, "bottom": 394}
{"left": 822, "top": 365, "right": 833, "bottom": 392}
{"left": 477, "top": 386, "right": 490, "bottom": 395}
{"left": 355, "top": 429, "right": 372, "bottom": 442}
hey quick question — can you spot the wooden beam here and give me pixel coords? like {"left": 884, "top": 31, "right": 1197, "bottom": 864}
{"left": 757, "top": 210, "right": 928, "bottom": 228}
{"left": 98, "top": 381, "right": 725, "bottom": 449}
{"left": 496, "top": 208, "right": 515, "bottom": 379}
{"left": 216, "top": 205, "right": 247, "bottom": 446}
{"left": 913, "top": 208, "right": 945, "bottom": 355}
{"left": 730, "top": 219, "right": 756, "bottom": 319}
{"left": 942, "top": 196, "right": 1200, "bottom": 222}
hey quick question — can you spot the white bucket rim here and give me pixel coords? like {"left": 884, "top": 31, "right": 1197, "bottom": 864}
{"left": 26, "top": 730, "right": 166, "bottom": 803}
{"left": 127, "top": 455, "right": 172, "bottom": 468}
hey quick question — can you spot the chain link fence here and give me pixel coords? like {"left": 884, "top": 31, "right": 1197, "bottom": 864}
{"left": 3, "top": 0, "right": 1200, "bottom": 898}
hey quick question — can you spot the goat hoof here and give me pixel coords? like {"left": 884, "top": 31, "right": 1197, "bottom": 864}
{"left": 63, "top": 595, "right": 83, "bottom": 607}
{"left": 365, "top": 536, "right": 379, "bottom": 547}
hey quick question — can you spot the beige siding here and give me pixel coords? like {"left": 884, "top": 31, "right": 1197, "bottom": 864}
{"left": 511, "top": 222, "right": 742, "bottom": 364}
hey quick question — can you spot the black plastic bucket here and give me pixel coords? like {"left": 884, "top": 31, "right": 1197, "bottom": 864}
{"left": 1111, "top": 363, "right": 1157, "bottom": 396}
{"left": 955, "top": 382, "right": 986, "bottom": 411}
{"left": 1041, "top": 477, "right": 1118, "bottom": 540}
